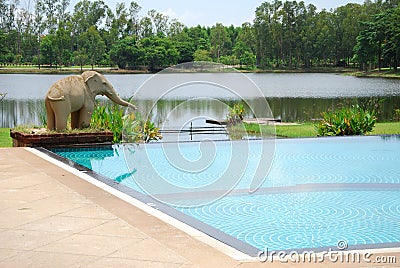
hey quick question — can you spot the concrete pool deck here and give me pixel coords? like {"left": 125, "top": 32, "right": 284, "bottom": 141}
{"left": 1, "top": 147, "right": 400, "bottom": 267}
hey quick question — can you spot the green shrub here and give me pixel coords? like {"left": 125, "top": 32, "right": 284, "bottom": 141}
{"left": 122, "top": 113, "right": 162, "bottom": 143}
{"left": 317, "top": 105, "right": 376, "bottom": 136}
{"left": 91, "top": 101, "right": 162, "bottom": 143}
{"left": 395, "top": 109, "right": 400, "bottom": 121}
{"left": 226, "top": 103, "right": 245, "bottom": 126}
{"left": 91, "top": 101, "right": 124, "bottom": 142}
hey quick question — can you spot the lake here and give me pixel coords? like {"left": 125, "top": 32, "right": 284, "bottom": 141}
{"left": 1, "top": 73, "right": 399, "bottom": 128}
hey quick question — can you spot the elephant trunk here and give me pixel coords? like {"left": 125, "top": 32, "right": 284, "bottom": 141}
{"left": 105, "top": 91, "right": 137, "bottom": 110}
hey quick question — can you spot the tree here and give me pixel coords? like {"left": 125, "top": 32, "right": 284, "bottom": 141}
{"left": 254, "top": 0, "right": 283, "bottom": 68}
{"left": 168, "top": 19, "right": 185, "bottom": 39}
{"left": 73, "top": 49, "right": 88, "bottom": 70}
{"left": 0, "top": 0, "right": 18, "bottom": 31}
{"left": 233, "top": 41, "right": 248, "bottom": 67}
{"left": 139, "top": 36, "right": 179, "bottom": 71}
{"left": 193, "top": 49, "right": 212, "bottom": 62}
{"left": 71, "top": 0, "right": 107, "bottom": 37}
{"left": 55, "top": 21, "right": 73, "bottom": 67}
{"left": 333, "top": 3, "right": 368, "bottom": 65}
{"left": 109, "top": 36, "right": 140, "bottom": 69}
{"left": 127, "top": 1, "right": 141, "bottom": 37}
{"left": 0, "top": 0, "right": 397, "bottom": 72}
{"left": 279, "top": 1, "right": 307, "bottom": 68}
{"left": 384, "top": 6, "right": 400, "bottom": 71}
{"left": 112, "top": 2, "right": 129, "bottom": 39}
{"left": 148, "top": 9, "right": 168, "bottom": 37}
{"left": 186, "top": 25, "right": 210, "bottom": 51}
{"left": 298, "top": 4, "right": 318, "bottom": 68}
{"left": 314, "top": 10, "right": 336, "bottom": 66}
{"left": 174, "top": 41, "right": 195, "bottom": 63}
{"left": 0, "top": 29, "right": 13, "bottom": 63}
{"left": 355, "top": 5, "right": 400, "bottom": 72}
{"left": 34, "top": 0, "right": 70, "bottom": 34}
{"left": 241, "top": 51, "right": 256, "bottom": 67}
{"left": 80, "top": 26, "right": 106, "bottom": 69}
{"left": 219, "top": 55, "right": 239, "bottom": 66}
{"left": 210, "top": 23, "right": 230, "bottom": 61}
{"left": 40, "top": 34, "right": 57, "bottom": 67}
{"left": 237, "top": 22, "right": 256, "bottom": 54}
{"left": 354, "top": 26, "right": 377, "bottom": 71}
{"left": 233, "top": 23, "right": 255, "bottom": 66}
{"left": 138, "top": 16, "right": 153, "bottom": 39}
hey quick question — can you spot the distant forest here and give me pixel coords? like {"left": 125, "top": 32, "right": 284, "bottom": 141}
{"left": 0, "top": 0, "right": 399, "bottom": 71}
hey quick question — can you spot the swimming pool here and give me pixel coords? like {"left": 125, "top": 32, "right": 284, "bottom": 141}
{"left": 49, "top": 135, "right": 400, "bottom": 256}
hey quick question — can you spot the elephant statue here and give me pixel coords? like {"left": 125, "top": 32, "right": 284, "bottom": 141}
{"left": 45, "top": 71, "right": 136, "bottom": 131}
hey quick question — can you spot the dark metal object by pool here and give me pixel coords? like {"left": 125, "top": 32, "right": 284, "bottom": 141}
{"left": 160, "top": 121, "right": 228, "bottom": 141}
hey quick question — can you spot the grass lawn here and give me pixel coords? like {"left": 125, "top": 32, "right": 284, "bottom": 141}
{"left": 274, "top": 123, "right": 317, "bottom": 138}
{"left": 351, "top": 69, "right": 400, "bottom": 79}
{"left": 0, "top": 128, "right": 12, "bottom": 147}
{"left": 241, "top": 123, "right": 317, "bottom": 138}
{"left": 370, "top": 122, "right": 400, "bottom": 135}
{"left": 241, "top": 122, "right": 400, "bottom": 138}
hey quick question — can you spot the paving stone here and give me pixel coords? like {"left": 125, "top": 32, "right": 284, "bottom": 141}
{"left": 37, "top": 233, "right": 142, "bottom": 257}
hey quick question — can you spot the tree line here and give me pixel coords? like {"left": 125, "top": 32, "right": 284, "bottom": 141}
{"left": 0, "top": 0, "right": 399, "bottom": 71}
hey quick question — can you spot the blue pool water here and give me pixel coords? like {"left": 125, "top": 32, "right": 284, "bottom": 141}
{"left": 52, "top": 136, "right": 400, "bottom": 253}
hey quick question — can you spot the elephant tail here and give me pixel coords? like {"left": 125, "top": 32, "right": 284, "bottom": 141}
{"left": 47, "top": 96, "right": 65, "bottom": 101}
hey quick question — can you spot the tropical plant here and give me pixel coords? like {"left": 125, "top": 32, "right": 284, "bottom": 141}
{"left": 395, "top": 109, "right": 400, "bottom": 121}
{"left": 91, "top": 100, "right": 162, "bottom": 143}
{"left": 317, "top": 105, "right": 376, "bottom": 136}
{"left": 141, "top": 120, "right": 163, "bottom": 142}
{"left": 122, "top": 112, "right": 162, "bottom": 143}
{"left": 91, "top": 101, "right": 124, "bottom": 142}
{"left": 226, "top": 103, "right": 245, "bottom": 126}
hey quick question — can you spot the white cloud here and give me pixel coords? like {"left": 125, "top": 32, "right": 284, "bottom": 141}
{"left": 179, "top": 11, "right": 206, "bottom": 26}
{"left": 161, "top": 7, "right": 206, "bottom": 27}
{"left": 161, "top": 8, "right": 178, "bottom": 19}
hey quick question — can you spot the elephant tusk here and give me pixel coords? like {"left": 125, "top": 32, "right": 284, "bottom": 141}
{"left": 128, "top": 103, "right": 137, "bottom": 110}
{"left": 47, "top": 96, "right": 65, "bottom": 101}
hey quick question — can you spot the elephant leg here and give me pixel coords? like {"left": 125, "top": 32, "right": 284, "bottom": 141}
{"left": 55, "top": 112, "right": 69, "bottom": 131}
{"left": 52, "top": 101, "right": 70, "bottom": 131}
{"left": 71, "top": 111, "right": 80, "bottom": 129}
{"left": 79, "top": 108, "right": 93, "bottom": 128}
{"left": 45, "top": 100, "right": 55, "bottom": 131}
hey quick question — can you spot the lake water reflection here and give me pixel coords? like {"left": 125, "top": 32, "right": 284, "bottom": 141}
{"left": 1, "top": 73, "right": 399, "bottom": 128}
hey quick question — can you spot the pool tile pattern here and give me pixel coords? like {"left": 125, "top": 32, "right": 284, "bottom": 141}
{"left": 51, "top": 136, "right": 400, "bottom": 254}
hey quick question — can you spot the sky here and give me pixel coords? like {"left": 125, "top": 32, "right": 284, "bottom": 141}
{"left": 71, "top": 0, "right": 365, "bottom": 27}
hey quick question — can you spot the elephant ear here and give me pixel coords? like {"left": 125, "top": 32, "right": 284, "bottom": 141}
{"left": 81, "top": 71, "right": 98, "bottom": 83}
